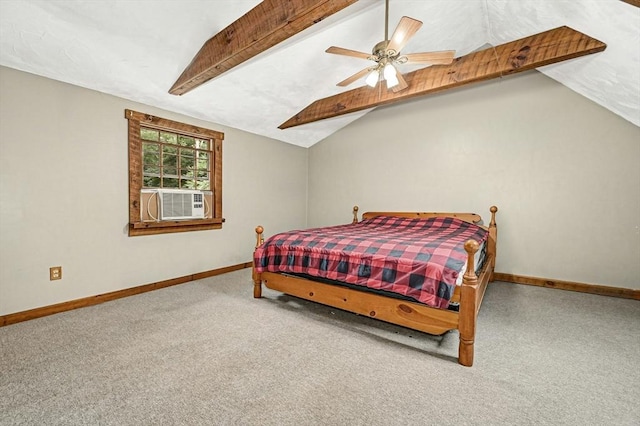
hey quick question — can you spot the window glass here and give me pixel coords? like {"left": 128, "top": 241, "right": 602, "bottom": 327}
{"left": 143, "top": 128, "right": 212, "bottom": 191}
{"left": 178, "top": 135, "right": 196, "bottom": 147}
{"left": 159, "top": 132, "right": 177, "bottom": 144}
{"left": 141, "top": 128, "right": 159, "bottom": 141}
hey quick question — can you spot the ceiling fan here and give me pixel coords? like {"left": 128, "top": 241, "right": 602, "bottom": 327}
{"left": 326, "top": 0, "right": 455, "bottom": 92}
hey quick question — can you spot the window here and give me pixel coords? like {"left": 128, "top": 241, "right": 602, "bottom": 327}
{"left": 140, "top": 127, "right": 211, "bottom": 190}
{"left": 126, "top": 109, "right": 223, "bottom": 236}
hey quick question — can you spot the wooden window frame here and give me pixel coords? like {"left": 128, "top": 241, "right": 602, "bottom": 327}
{"left": 126, "top": 109, "right": 223, "bottom": 236}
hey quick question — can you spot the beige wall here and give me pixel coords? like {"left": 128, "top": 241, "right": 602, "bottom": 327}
{"left": 308, "top": 71, "right": 640, "bottom": 290}
{"left": 2, "top": 66, "right": 638, "bottom": 317}
{"left": 0, "top": 66, "right": 308, "bottom": 316}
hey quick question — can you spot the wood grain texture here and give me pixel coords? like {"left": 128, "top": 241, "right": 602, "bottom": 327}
{"left": 127, "top": 117, "right": 142, "bottom": 228}
{"left": 621, "top": 0, "right": 640, "bottom": 8}
{"left": 458, "top": 241, "right": 480, "bottom": 367}
{"left": 131, "top": 218, "right": 224, "bottom": 229}
{"left": 494, "top": 273, "right": 640, "bottom": 300}
{"left": 125, "top": 109, "right": 224, "bottom": 139}
{"left": 362, "top": 211, "right": 482, "bottom": 225}
{"left": 213, "top": 139, "right": 223, "bottom": 220}
{"left": 261, "top": 271, "right": 460, "bottom": 335}
{"left": 169, "top": 0, "right": 358, "bottom": 95}
{"left": 0, "top": 262, "right": 253, "bottom": 327}
{"left": 487, "top": 206, "right": 498, "bottom": 279}
{"left": 129, "top": 221, "right": 223, "bottom": 237}
{"left": 279, "top": 26, "right": 607, "bottom": 128}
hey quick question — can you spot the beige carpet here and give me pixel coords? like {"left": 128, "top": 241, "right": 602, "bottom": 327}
{"left": 1, "top": 269, "right": 638, "bottom": 425}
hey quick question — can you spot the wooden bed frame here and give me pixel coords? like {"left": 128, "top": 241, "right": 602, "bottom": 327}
{"left": 253, "top": 206, "right": 498, "bottom": 367}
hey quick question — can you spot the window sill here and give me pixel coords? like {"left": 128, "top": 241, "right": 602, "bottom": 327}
{"left": 129, "top": 218, "right": 224, "bottom": 236}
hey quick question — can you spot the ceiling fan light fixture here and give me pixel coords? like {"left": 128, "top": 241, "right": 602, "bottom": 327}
{"left": 383, "top": 63, "right": 399, "bottom": 87}
{"left": 365, "top": 70, "right": 379, "bottom": 87}
{"left": 386, "top": 73, "right": 399, "bottom": 88}
{"left": 383, "top": 63, "right": 396, "bottom": 80}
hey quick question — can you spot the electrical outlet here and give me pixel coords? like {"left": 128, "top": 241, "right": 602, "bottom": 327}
{"left": 50, "top": 266, "right": 62, "bottom": 281}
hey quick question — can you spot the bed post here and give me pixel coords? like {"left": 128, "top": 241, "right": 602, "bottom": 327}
{"left": 459, "top": 239, "right": 479, "bottom": 367}
{"left": 352, "top": 205, "right": 359, "bottom": 223}
{"left": 253, "top": 226, "right": 264, "bottom": 298}
{"left": 488, "top": 206, "right": 498, "bottom": 281}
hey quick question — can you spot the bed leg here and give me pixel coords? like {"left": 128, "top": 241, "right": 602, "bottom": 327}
{"left": 253, "top": 274, "right": 262, "bottom": 298}
{"left": 488, "top": 206, "right": 498, "bottom": 282}
{"left": 458, "top": 240, "right": 479, "bottom": 367}
{"left": 253, "top": 225, "right": 265, "bottom": 298}
{"left": 459, "top": 297, "right": 476, "bottom": 367}
{"left": 459, "top": 341, "right": 474, "bottom": 367}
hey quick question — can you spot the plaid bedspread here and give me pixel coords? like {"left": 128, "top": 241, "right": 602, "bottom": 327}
{"left": 254, "top": 216, "right": 488, "bottom": 309}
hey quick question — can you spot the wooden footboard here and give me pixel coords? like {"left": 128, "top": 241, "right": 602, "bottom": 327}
{"left": 253, "top": 206, "right": 498, "bottom": 367}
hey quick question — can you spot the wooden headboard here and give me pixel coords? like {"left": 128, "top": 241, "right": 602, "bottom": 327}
{"left": 351, "top": 206, "right": 484, "bottom": 226}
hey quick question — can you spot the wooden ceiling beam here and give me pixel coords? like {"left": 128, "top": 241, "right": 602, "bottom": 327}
{"left": 621, "top": 0, "right": 640, "bottom": 8}
{"left": 169, "top": 0, "right": 358, "bottom": 96}
{"left": 279, "top": 26, "right": 606, "bottom": 129}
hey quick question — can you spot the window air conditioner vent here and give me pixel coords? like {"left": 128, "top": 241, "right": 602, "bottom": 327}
{"left": 157, "top": 189, "right": 205, "bottom": 220}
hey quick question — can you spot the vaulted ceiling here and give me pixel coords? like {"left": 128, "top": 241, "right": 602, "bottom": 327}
{"left": 1, "top": 0, "right": 638, "bottom": 148}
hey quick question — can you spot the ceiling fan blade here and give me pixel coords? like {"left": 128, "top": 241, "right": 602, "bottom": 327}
{"left": 337, "top": 67, "right": 374, "bottom": 87}
{"left": 326, "top": 46, "right": 373, "bottom": 60}
{"left": 402, "top": 50, "right": 456, "bottom": 65}
{"left": 386, "top": 16, "right": 423, "bottom": 55}
{"left": 391, "top": 70, "right": 408, "bottom": 93}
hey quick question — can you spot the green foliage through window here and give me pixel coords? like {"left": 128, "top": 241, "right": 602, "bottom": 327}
{"left": 141, "top": 127, "right": 211, "bottom": 190}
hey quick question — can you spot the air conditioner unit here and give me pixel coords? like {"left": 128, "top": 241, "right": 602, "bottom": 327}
{"left": 157, "top": 189, "right": 205, "bottom": 220}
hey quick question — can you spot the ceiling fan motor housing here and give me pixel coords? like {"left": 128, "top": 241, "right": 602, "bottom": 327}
{"left": 373, "top": 40, "right": 388, "bottom": 55}
{"left": 372, "top": 40, "right": 402, "bottom": 64}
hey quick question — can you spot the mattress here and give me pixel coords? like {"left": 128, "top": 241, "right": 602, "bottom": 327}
{"left": 255, "top": 215, "right": 489, "bottom": 309}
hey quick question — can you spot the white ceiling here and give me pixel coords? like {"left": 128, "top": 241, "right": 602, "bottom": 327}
{"left": 1, "top": 0, "right": 638, "bottom": 148}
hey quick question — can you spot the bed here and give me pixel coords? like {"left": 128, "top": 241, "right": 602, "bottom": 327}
{"left": 252, "top": 206, "right": 498, "bottom": 367}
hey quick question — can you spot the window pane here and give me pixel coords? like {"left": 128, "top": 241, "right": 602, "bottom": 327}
{"left": 140, "top": 128, "right": 159, "bottom": 141}
{"left": 197, "top": 151, "right": 209, "bottom": 160}
{"left": 178, "top": 135, "right": 195, "bottom": 147}
{"left": 143, "top": 176, "right": 161, "bottom": 188}
{"left": 163, "top": 166, "right": 177, "bottom": 177}
{"left": 163, "top": 178, "right": 179, "bottom": 188}
{"left": 196, "top": 180, "right": 210, "bottom": 190}
{"left": 180, "top": 150, "right": 195, "bottom": 171}
{"left": 163, "top": 154, "right": 177, "bottom": 168}
{"left": 159, "top": 132, "right": 177, "bottom": 144}
{"left": 197, "top": 159, "right": 209, "bottom": 170}
{"left": 196, "top": 139, "right": 209, "bottom": 150}
{"left": 196, "top": 170, "right": 209, "bottom": 179}
{"left": 143, "top": 154, "right": 159, "bottom": 165}
{"left": 181, "top": 178, "right": 196, "bottom": 189}
{"left": 163, "top": 145, "right": 177, "bottom": 155}
{"left": 143, "top": 142, "right": 159, "bottom": 154}
{"left": 143, "top": 143, "right": 160, "bottom": 165}
{"left": 143, "top": 165, "right": 160, "bottom": 174}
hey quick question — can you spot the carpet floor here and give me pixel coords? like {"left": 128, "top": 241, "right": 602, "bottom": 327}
{"left": 1, "top": 269, "right": 638, "bottom": 425}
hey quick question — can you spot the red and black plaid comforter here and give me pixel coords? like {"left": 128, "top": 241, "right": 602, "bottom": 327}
{"left": 254, "top": 216, "right": 488, "bottom": 309}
